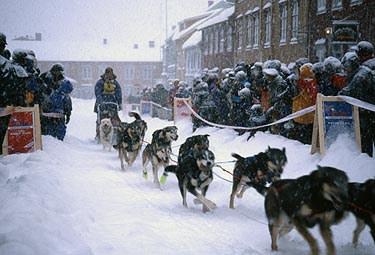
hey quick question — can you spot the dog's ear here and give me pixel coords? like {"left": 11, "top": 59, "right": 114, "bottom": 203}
{"left": 268, "top": 145, "right": 271, "bottom": 151}
{"left": 282, "top": 147, "right": 286, "bottom": 154}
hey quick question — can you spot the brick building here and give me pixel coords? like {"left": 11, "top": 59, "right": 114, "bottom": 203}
{"left": 309, "top": 0, "right": 375, "bottom": 62}
{"left": 231, "top": 0, "right": 309, "bottom": 65}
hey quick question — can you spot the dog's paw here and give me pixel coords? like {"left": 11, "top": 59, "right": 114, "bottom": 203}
{"left": 160, "top": 174, "right": 168, "bottom": 185}
{"left": 142, "top": 171, "right": 148, "bottom": 180}
{"left": 205, "top": 200, "right": 217, "bottom": 210}
{"left": 193, "top": 198, "right": 202, "bottom": 205}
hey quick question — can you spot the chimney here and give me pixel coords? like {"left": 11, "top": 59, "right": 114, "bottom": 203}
{"left": 35, "top": 32, "right": 42, "bottom": 41}
{"left": 103, "top": 38, "right": 108, "bottom": 45}
{"left": 208, "top": 0, "right": 214, "bottom": 7}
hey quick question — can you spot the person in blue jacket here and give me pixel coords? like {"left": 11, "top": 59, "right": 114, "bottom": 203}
{"left": 41, "top": 63, "right": 73, "bottom": 141}
{"left": 94, "top": 67, "right": 122, "bottom": 140}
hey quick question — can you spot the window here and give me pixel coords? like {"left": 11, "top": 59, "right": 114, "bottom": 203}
{"left": 214, "top": 27, "right": 219, "bottom": 53}
{"left": 82, "top": 66, "right": 92, "bottom": 80}
{"left": 227, "top": 23, "right": 232, "bottom": 52}
{"left": 291, "top": 0, "right": 299, "bottom": 42}
{"left": 280, "top": 4, "right": 287, "bottom": 43}
{"left": 142, "top": 66, "right": 153, "bottom": 80}
{"left": 247, "top": 15, "right": 253, "bottom": 47}
{"left": 237, "top": 19, "right": 243, "bottom": 49}
{"left": 332, "top": 0, "right": 342, "bottom": 9}
{"left": 350, "top": 0, "right": 362, "bottom": 5}
{"left": 317, "top": 0, "right": 326, "bottom": 13}
{"left": 253, "top": 12, "right": 259, "bottom": 47}
{"left": 219, "top": 25, "right": 224, "bottom": 53}
{"left": 264, "top": 9, "right": 271, "bottom": 46}
{"left": 210, "top": 29, "right": 214, "bottom": 55}
{"left": 124, "top": 66, "right": 135, "bottom": 80}
{"left": 203, "top": 31, "right": 209, "bottom": 55}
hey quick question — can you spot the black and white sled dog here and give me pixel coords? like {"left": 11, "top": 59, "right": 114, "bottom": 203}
{"left": 161, "top": 135, "right": 216, "bottom": 213}
{"left": 99, "top": 118, "right": 114, "bottom": 151}
{"left": 229, "top": 146, "right": 287, "bottom": 209}
{"left": 114, "top": 112, "right": 147, "bottom": 170}
{"left": 142, "top": 126, "right": 178, "bottom": 188}
{"left": 265, "top": 166, "right": 349, "bottom": 255}
{"left": 347, "top": 179, "right": 375, "bottom": 247}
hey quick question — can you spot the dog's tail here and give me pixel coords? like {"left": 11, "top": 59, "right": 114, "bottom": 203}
{"left": 231, "top": 153, "right": 244, "bottom": 160}
{"left": 129, "top": 111, "right": 142, "bottom": 120}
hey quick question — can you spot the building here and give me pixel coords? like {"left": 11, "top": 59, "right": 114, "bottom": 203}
{"left": 198, "top": 5, "right": 235, "bottom": 70}
{"left": 162, "top": 0, "right": 234, "bottom": 83}
{"left": 7, "top": 40, "right": 162, "bottom": 99}
{"left": 309, "top": 0, "right": 375, "bottom": 62}
{"left": 231, "top": 0, "right": 309, "bottom": 65}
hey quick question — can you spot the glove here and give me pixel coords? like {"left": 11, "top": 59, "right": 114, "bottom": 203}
{"left": 65, "top": 114, "right": 70, "bottom": 124}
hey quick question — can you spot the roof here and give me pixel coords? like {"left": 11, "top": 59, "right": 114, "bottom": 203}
{"left": 172, "top": 9, "right": 221, "bottom": 41}
{"left": 182, "top": 31, "right": 202, "bottom": 49}
{"left": 7, "top": 40, "right": 161, "bottom": 62}
{"left": 197, "top": 6, "right": 234, "bottom": 30}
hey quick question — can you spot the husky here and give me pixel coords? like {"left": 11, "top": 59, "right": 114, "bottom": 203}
{"left": 347, "top": 179, "right": 375, "bottom": 247}
{"left": 265, "top": 166, "right": 349, "bottom": 255}
{"left": 114, "top": 112, "right": 147, "bottom": 170}
{"left": 142, "top": 126, "right": 178, "bottom": 188}
{"left": 162, "top": 148, "right": 216, "bottom": 213}
{"left": 99, "top": 118, "right": 114, "bottom": 151}
{"left": 229, "top": 146, "right": 287, "bottom": 209}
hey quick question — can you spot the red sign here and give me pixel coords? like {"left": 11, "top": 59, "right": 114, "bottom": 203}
{"left": 7, "top": 111, "right": 35, "bottom": 154}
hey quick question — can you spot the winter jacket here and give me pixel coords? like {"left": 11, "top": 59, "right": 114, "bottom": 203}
{"left": 94, "top": 78, "right": 122, "bottom": 113}
{"left": 292, "top": 78, "right": 318, "bottom": 124}
{"left": 339, "top": 58, "right": 375, "bottom": 105}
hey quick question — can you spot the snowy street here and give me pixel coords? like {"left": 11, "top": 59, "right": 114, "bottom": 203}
{"left": 0, "top": 98, "right": 374, "bottom": 255}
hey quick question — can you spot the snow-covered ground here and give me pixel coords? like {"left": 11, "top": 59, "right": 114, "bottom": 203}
{"left": 0, "top": 98, "right": 374, "bottom": 255}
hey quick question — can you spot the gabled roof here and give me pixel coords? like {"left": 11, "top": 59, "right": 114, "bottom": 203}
{"left": 182, "top": 31, "right": 202, "bottom": 49}
{"left": 172, "top": 9, "right": 221, "bottom": 41}
{"left": 197, "top": 6, "right": 234, "bottom": 30}
{"left": 7, "top": 40, "right": 161, "bottom": 62}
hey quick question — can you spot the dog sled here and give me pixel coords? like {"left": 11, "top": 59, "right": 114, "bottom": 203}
{"left": 96, "top": 102, "right": 121, "bottom": 142}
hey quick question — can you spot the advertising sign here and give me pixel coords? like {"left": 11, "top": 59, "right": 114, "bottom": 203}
{"left": 311, "top": 94, "right": 360, "bottom": 155}
{"left": 2, "top": 106, "right": 42, "bottom": 155}
{"left": 332, "top": 21, "right": 359, "bottom": 43}
{"left": 174, "top": 98, "right": 192, "bottom": 123}
{"left": 140, "top": 100, "right": 152, "bottom": 115}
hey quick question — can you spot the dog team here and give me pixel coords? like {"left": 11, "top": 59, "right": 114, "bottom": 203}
{"left": 98, "top": 112, "right": 374, "bottom": 255}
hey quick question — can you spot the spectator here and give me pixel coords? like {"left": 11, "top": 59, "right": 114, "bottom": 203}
{"left": 40, "top": 64, "right": 73, "bottom": 140}
{"left": 339, "top": 41, "right": 375, "bottom": 157}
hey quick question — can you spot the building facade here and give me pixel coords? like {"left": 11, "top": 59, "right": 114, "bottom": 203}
{"left": 309, "top": 0, "right": 375, "bottom": 62}
{"left": 231, "top": 0, "right": 309, "bottom": 64}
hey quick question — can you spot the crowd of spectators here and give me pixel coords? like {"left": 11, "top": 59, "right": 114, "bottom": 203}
{"left": 140, "top": 40, "right": 375, "bottom": 157}
{"left": 0, "top": 32, "right": 73, "bottom": 152}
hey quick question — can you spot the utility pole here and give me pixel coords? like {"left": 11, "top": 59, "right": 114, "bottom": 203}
{"left": 162, "top": 0, "right": 168, "bottom": 84}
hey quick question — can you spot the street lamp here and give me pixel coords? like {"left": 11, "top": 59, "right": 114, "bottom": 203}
{"left": 325, "top": 27, "right": 333, "bottom": 56}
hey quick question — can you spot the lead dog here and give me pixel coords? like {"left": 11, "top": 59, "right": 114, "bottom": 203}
{"left": 162, "top": 148, "right": 216, "bottom": 213}
{"left": 265, "top": 166, "right": 349, "bottom": 255}
{"left": 99, "top": 118, "right": 114, "bottom": 151}
{"left": 114, "top": 112, "right": 147, "bottom": 170}
{"left": 229, "top": 147, "right": 287, "bottom": 209}
{"left": 347, "top": 179, "right": 375, "bottom": 247}
{"left": 142, "top": 126, "right": 178, "bottom": 188}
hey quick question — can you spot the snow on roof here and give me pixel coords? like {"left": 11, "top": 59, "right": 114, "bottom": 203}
{"left": 172, "top": 9, "right": 221, "bottom": 41}
{"left": 7, "top": 40, "right": 161, "bottom": 62}
{"left": 279, "top": 0, "right": 287, "bottom": 4}
{"left": 182, "top": 31, "right": 202, "bottom": 49}
{"left": 197, "top": 6, "right": 234, "bottom": 30}
{"left": 263, "top": 2, "right": 271, "bottom": 9}
{"left": 252, "top": 6, "right": 260, "bottom": 13}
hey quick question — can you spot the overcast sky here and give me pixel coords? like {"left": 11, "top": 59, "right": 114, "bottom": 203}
{"left": 0, "top": 0, "right": 211, "bottom": 46}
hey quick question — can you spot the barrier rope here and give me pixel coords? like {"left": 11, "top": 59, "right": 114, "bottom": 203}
{"left": 182, "top": 96, "right": 375, "bottom": 131}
